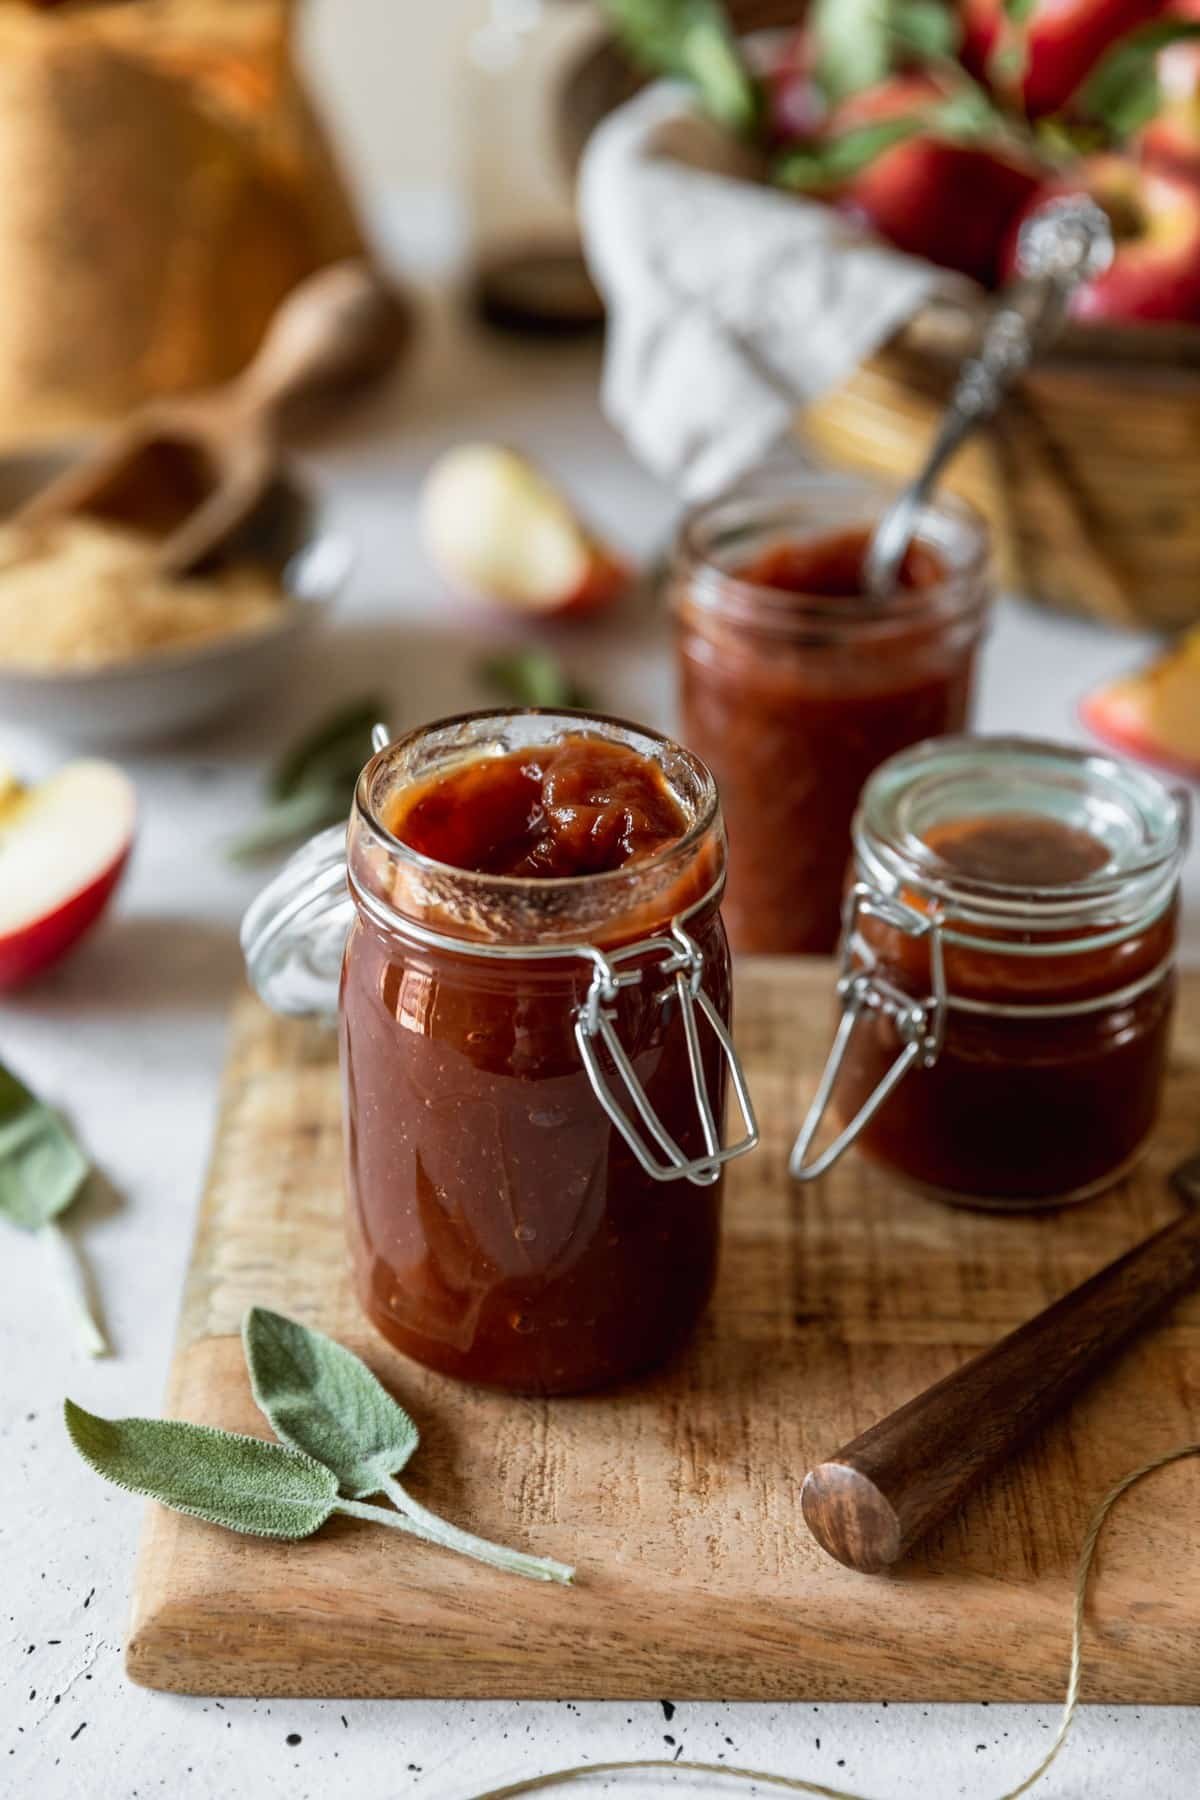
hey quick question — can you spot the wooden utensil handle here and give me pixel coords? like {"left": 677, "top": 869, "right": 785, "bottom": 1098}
{"left": 236, "top": 260, "right": 410, "bottom": 431}
{"left": 801, "top": 1208, "right": 1200, "bottom": 1573}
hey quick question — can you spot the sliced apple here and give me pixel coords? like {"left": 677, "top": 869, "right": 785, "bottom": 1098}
{"left": 1081, "top": 629, "right": 1200, "bottom": 778}
{"left": 420, "top": 443, "right": 630, "bottom": 618}
{"left": 0, "top": 759, "right": 135, "bottom": 988}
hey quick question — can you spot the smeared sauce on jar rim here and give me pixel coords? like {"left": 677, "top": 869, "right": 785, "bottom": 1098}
{"left": 382, "top": 732, "right": 689, "bottom": 880}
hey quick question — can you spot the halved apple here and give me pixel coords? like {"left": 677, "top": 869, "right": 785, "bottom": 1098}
{"left": 420, "top": 443, "right": 630, "bottom": 618}
{"left": 0, "top": 759, "right": 135, "bottom": 988}
{"left": 1081, "top": 630, "right": 1200, "bottom": 779}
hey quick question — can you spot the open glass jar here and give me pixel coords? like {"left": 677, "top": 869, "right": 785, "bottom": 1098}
{"left": 243, "top": 709, "right": 757, "bottom": 1395}
{"left": 791, "top": 736, "right": 1188, "bottom": 1211}
{"left": 672, "top": 479, "right": 991, "bottom": 955}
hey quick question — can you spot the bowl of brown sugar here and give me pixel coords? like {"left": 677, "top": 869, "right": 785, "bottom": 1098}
{"left": 0, "top": 450, "right": 351, "bottom": 745}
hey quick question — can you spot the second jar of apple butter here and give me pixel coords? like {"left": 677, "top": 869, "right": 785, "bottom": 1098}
{"left": 791, "top": 736, "right": 1188, "bottom": 1210}
{"left": 672, "top": 480, "right": 992, "bottom": 955}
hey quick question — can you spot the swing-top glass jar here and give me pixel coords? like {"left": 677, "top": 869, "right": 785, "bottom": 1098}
{"left": 243, "top": 709, "right": 756, "bottom": 1394}
{"left": 791, "top": 736, "right": 1188, "bottom": 1211}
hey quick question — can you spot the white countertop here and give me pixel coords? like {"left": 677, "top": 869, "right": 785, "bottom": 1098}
{"left": 2, "top": 238, "right": 1199, "bottom": 1800}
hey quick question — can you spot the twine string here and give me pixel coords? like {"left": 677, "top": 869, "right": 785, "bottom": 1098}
{"left": 466, "top": 1443, "right": 1200, "bottom": 1800}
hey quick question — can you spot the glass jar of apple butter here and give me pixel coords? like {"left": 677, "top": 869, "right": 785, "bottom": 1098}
{"left": 672, "top": 479, "right": 991, "bottom": 955}
{"left": 242, "top": 709, "right": 757, "bottom": 1395}
{"left": 791, "top": 736, "right": 1188, "bottom": 1211}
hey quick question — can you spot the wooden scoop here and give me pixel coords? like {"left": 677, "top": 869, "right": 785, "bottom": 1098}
{"left": 17, "top": 260, "right": 411, "bottom": 578}
{"left": 801, "top": 1153, "right": 1200, "bottom": 1573}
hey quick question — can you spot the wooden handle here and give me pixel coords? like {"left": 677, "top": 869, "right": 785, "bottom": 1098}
{"left": 235, "top": 260, "right": 411, "bottom": 431}
{"left": 801, "top": 1207, "right": 1200, "bottom": 1573}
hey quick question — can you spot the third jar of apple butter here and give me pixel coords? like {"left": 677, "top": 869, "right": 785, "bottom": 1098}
{"left": 672, "top": 479, "right": 992, "bottom": 955}
{"left": 791, "top": 736, "right": 1188, "bottom": 1211}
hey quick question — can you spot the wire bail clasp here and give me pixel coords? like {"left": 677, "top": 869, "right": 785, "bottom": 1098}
{"left": 789, "top": 883, "right": 946, "bottom": 1183}
{"left": 574, "top": 919, "right": 758, "bottom": 1188}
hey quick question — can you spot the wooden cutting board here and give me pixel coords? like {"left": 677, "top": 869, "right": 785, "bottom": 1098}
{"left": 128, "top": 960, "right": 1200, "bottom": 1701}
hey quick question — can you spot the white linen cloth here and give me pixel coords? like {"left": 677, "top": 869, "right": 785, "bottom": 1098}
{"left": 578, "top": 79, "right": 955, "bottom": 500}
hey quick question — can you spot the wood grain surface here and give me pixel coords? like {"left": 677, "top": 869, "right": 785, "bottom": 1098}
{"left": 127, "top": 961, "right": 1200, "bottom": 1700}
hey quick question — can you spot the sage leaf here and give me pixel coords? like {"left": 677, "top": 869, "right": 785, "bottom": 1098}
{"left": 887, "top": 0, "right": 960, "bottom": 65}
{"left": 478, "top": 650, "right": 594, "bottom": 711}
{"left": 1, "top": 1063, "right": 107, "bottom": 1356}
{"left": 229, "top": 694, "right": 387, "bottom": 862}
{"left": 600, "top": 0, "right": 762, "bottom": 137}
{"left": 243, "top": 1306, "right": 419, "bottom": 1499}
{"left": 0, "top": 1063, "right": 88, "bottom": 1231}
{"left": 64, "top": 1402, "right": 339, "bottom": 1540}
{"left": 1081, "top": 20, "right": 1200, "bottom": 138}
{"left": 776, "top": 115, "right": 925, "bottom": 189}
{"left": 244, "top": 1309, "right": 575, "bottom": 1584}
{"left": 810, "top": 0, "right": 891, "bottom": 102}
{"left": 270, "top": 696, "right": 389, "bottom": 804}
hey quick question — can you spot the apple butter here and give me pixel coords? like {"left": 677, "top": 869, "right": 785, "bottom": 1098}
{"left": 673, "top": 483, "right": 990, "bottom": 955}
{"left": 338, "top": 711, "right": 752, "bottom": 1393}
{"left": 791, "top": 737, "right": 1187, "bottom": 1209}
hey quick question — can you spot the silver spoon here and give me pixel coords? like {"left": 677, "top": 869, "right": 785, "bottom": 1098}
{"left": 861, "top": 194, "right": 1114, "bottom": 601}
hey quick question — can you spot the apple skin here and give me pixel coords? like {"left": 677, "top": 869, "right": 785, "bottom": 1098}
{"left": 0, "top": 848, "right": 130, "bottom": 990}
{"left": 828, "top": 76, "right": 1041, "bottom": 284}
{"left": 420, "top": 443, "right": 631, "bottom": 619}
{"left": 1003, "top": 153, "right": 1200, "bottom": 319}
{"left": 1082, "top": 631, "right": 1200, "bottom": 778}
{"left": 0, "top": 759, "right": 135, "bottom": 989}
{"left": 962, "top": 0, "right": 1172, "bottom": 118}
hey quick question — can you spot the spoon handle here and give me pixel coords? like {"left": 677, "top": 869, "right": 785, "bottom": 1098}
{"left": 234, "top": 260, "right": 412, "bottom": 433}
{"left": 800, "top": 1201, "right": 1200, "bottom": 1575}
{"left": 862, "top": 195, "right": 1113, "bottom": 599}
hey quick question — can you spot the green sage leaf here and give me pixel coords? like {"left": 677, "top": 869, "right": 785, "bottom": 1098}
{"left": 243, "top": 1307, "right": 419, "bottom": 1499}
{"left": 229, "top": 694, "right": 387, "bottom": 862}
{"left": 811, "top": 0, "right": 891, "bottom": 102}
{"left": 270, "top": 696, "right": 389, "bottom": 803}
{"left": 601, "top": 0, "right": 762, "bottom": 136}
{"left": 1081, "top": 20, "right": 1200, "bottom": 138}
{"left": 64, "top": 1400, "right": 338, "bottom": 1539}
{"left": 0, "top": 1064, "right": 89, "bottom": 1232}
{"left": 478, "top": 650, "right": 594, "bottom": 711}
{"left": 776, "top": 114, "right": 925, "bottom": 188}
{"left": 889, "top": 0, "right": 960, "bottom": 63}
{"left": 227, "top": 781, "right": 348, "bottom": 863}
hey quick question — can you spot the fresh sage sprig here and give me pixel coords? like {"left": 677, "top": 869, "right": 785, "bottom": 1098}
{"left": 229, "top": 695, "right": 388, "bottom": 861}
{"left": 64, "top": 1308, "right": 574, "bottom": 1585}
{"left": 0, "top": 1062, "right": 107, "bottom": 1357}
{"left": 65, "top": 1404, "right": 339, "bottom": 1537}
{"left": 244, "top": 1308, "right": 574, "bottom": 1584}
{"left": 478, "top": 649, "right": 594, "bottom": 711}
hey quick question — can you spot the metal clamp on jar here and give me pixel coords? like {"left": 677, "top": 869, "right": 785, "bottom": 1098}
{"left": 790, "top": 736, "right": 1188, "bottom": 1212}
{"left": 242, "top": 709, "right": 757, "bottom": 1394}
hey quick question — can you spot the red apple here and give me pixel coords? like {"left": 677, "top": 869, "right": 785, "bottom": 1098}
{"left": 828, "top": 75, "right": 1041, "bottom": 284}
{"left": 1082, "top": 629, "right": 1200, "bottom": 776}
{"left": 420, "top": 444, "right": 631, "bottom": 618}
{"left": 1003, "top": 154, "right": 1200, "bottom": 319}
{"left": 962, "top": 0, "right": 1171, "bottom": 118}
{"left": 0, "top": 759, "right": 135, "bottom": 988}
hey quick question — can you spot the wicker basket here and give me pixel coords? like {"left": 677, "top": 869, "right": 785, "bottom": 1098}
{"left": 804, "top": 303, "right": 1200, "bottom": 632}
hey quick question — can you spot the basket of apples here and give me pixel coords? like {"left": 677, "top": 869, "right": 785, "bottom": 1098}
{"left": 598, "top": 0, "right": 1200, "bottom": 629}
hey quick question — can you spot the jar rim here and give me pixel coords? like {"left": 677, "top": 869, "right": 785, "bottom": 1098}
{"left": 673, "top": 479, "right": 990, "bottom": 638}
{"left": 348, "top": 707, "right": 726, "bottom": 950}
{"left": 354, "top": 706, "right": 718, "bottom": 887}
{"left": 854, "top": 733, "right": 1188, "bottom": 946}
